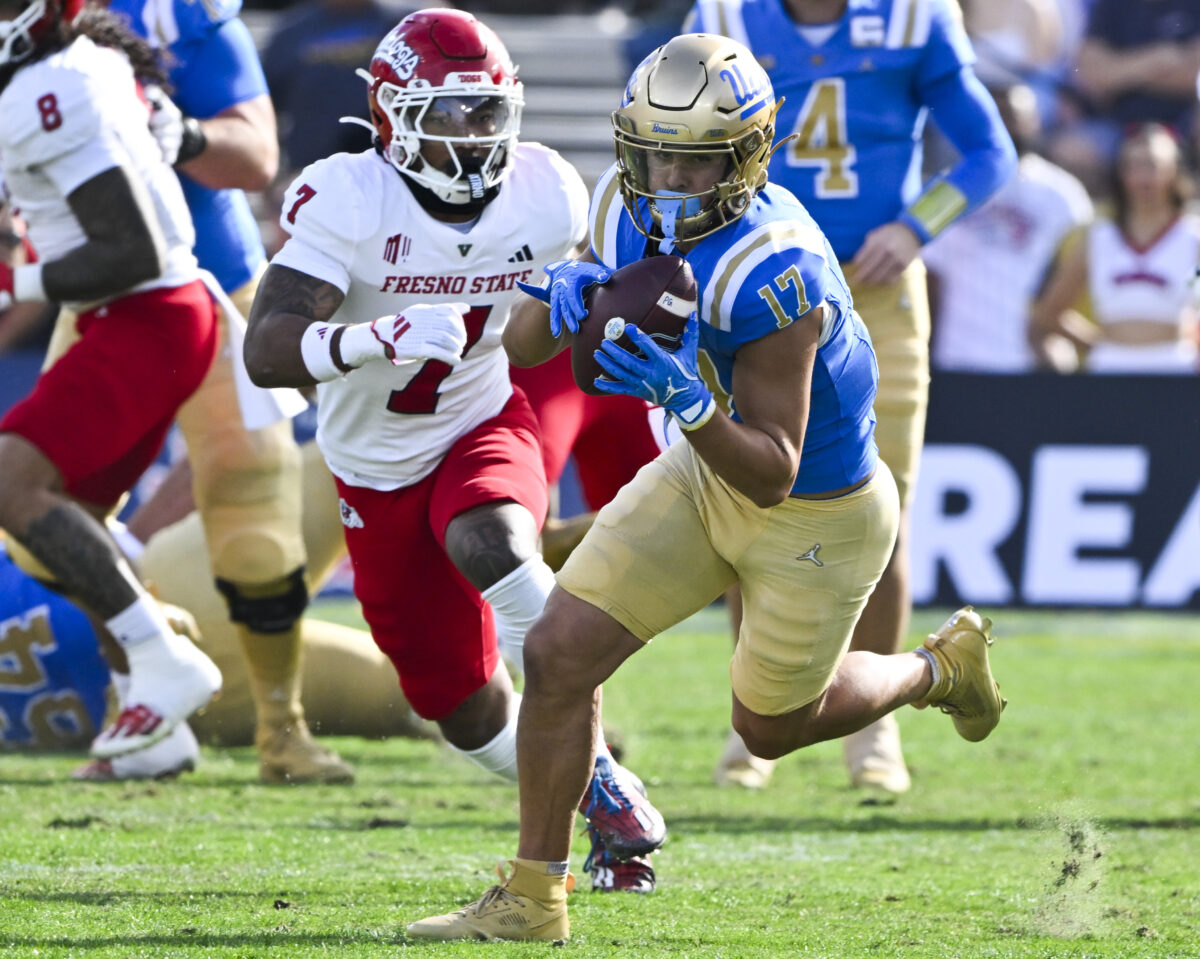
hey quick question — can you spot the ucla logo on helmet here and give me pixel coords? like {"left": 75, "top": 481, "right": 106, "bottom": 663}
{"left": 720, "top": 62, "right": 769, "bottom": 118}
{"left": 651, "top": 122, "right": 680, "bottom": 135}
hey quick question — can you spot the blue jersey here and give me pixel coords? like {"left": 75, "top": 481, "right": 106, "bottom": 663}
{"left": 589, "top": 166, "right": 878, "bottom": 495}
{"left": 0, "top": 545, "right": 109, "bottom": 749}
{"left": 108, "top": 0, "right": 268, "bottom": 292}
{"left": 687, "top": 0, "right": 1014, "bottom": 260}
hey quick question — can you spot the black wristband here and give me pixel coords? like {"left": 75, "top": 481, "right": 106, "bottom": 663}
{"left": 328, "top": 325, "right": 353, "bottom": 374}
{"left": 176, "top": 116, "right": 208, "bottom": 165}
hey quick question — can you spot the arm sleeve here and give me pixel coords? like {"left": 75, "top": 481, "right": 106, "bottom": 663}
{"left": 899, "top": 67, "right": 1017, "bottom": 243}
{"left": 168, "top": 18, "right": 269, "bottom": 120}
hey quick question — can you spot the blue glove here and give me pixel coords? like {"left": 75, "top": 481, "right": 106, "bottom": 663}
{"left": 593, "top": 312, "right": 716, "bottom": 431}
{"left": 514, "top": 259, "right": 611, "bottom": 337}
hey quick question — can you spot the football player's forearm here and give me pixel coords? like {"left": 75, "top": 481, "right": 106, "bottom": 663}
{"left": 47, "top": 166, "right": 165, "bottom": 301}
{"left": 245, "top": 265, "right": 344, "bottom": 388}
{"left": 503, "top": 296, "right": 566, "bottom": 367}
{"left": 176, "top": 96, "right": 278, "bottom": 192}
{"left": 686, "top": 413, "right": 800, "bottom": 508}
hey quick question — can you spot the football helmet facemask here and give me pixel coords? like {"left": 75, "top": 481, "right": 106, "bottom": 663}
{"left": 613, "top": 33, "right": 781, "bottom": 249}
{"left": 0, "top": 0, "right": 65, "bottom": 70}
{"left": 355, "top": 9, "right": 523, "bottom": 206}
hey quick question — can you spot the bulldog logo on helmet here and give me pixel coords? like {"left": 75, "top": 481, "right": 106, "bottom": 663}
{"left": 377, "top": 34, "right": 420, "bottom": 81}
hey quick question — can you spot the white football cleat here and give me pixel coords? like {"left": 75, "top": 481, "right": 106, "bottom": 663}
{"left": 74, "top": 721, "right": 199, "bottom": 781}
{"left": 90, "top": 633, "right": 221, "bottom": 759}
{"left": 844, "top": 713, "right": 911, "bottom": 795}
{"left": 713, "top": 728, "right": 776, "bottom": 789}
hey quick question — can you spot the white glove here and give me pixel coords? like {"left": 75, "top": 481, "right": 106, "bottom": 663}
{"left": 143, "top": 84, "right": 186, "bottom": 165}
{"left": 343, "top": 302, "right": 470, "bottom": 369}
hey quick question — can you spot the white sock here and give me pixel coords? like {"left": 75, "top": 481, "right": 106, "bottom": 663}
{"left": 111, "top": 670, "right": 132, "bottom": 707}
{"left": 449, "top": 692, "right": 520, "bottom": 782}
{"left": 481, "top": 555, "right": 556, "bottom": 677}
{"left": 105, "top": 592, "right": 172, "bottom": 649}
{"left": 595, "top": 738, "right": 613, "bottom": 763}
{"left": 915, "top": 647, "right": 941, "bottom": 685}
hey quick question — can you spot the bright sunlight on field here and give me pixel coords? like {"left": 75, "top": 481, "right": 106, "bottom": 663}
{"left": 2, "top": 604, "right": 1198, "bottom": 958}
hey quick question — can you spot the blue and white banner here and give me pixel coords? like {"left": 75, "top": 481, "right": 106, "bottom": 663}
{"left": 912, "top": 372, "right": 1200, "bottom": 610}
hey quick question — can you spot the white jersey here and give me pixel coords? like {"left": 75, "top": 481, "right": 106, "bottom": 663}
{"left": 273, "top": 143, "right": 589, "bottom": 490}
{"left": 0, "top": 37, "right": 197, "bottom": 306}
{"left": 1085, "top": 213, "right": 1200, "bottom": 374}
{"left": 923, "top": 153, "right": 1093, "bottom": 372}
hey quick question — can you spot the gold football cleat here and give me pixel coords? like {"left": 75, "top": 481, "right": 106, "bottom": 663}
{"left": 407, "top": 862, "right": 569, "bottom": 942}
{"left": 913, "top": 606, "right": 1007, "bottom": 742}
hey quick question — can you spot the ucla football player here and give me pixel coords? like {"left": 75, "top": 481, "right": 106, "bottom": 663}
{"left": 410, "top": 33, "right": 1006, "bottom": 942}
{"left": 686, "top": 0, "right": 1016, "bottom": 793}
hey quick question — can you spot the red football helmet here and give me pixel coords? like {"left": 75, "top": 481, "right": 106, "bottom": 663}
{"left": 356, "top": 9, "right": 523, "bottom": 204}
{"left": 0, "top": 0, "right": 70, "bottom": 69}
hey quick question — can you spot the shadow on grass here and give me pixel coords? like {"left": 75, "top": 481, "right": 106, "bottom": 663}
{"left": 0, "top": 890, "right": 264, "bottom": 904}
{"left": 4, "top": 931, "right": 405, "bottom": 950}
{"left": 665, "top": 813, "right": 1200, "bottom": 834}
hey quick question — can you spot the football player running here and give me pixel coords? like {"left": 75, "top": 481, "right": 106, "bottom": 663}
{"left": 687, "top": 0, "right": 1016, "bottom": 793}
{"left": 71, "top": 0, "right": 353, "bottom": 785}
{"left": 410, "top": 34, "right": 1006, "bottom": 942}
{"left": 244, "top": 8, "right": 665, "bottom": 893}
{"left": 0, "top": 0, "right": 222, "bottom": 757}
{"left": 0, "top": 442, "right": 432, "bottom": 772}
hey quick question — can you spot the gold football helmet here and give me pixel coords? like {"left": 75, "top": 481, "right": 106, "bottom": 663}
{"left": 612, "top": 33, "right": 780, "bottom": 248}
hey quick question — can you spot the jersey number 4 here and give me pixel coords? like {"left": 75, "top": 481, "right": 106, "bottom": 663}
{"left": 786, "top": 78, "right": 859, "bottom": 199}
{"left": 385, "top": 305, "right": 492, "bottom": 415}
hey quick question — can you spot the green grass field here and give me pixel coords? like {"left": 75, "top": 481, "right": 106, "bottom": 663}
{"left": 3, "top": 603, "right": 1198, "bottom": 958}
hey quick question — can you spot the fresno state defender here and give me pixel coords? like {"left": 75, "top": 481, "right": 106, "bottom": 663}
{"left": 0, "top": 0, "right": 222, "bottom": 757}
{"left": 244, "top": 8, "right": 665, "bottom": 888}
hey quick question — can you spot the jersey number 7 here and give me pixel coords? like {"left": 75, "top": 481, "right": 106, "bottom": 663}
{"left": 385, "top": 305, "right": 492, "bottom": 414}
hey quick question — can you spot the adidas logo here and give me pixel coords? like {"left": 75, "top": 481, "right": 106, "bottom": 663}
{"left": 507, "top": 243, "right": 534, "bottom": 263}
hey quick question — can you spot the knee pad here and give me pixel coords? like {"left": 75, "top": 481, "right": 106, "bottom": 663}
{"left": 215, "top": 567, "right": 309, "bottom": 634}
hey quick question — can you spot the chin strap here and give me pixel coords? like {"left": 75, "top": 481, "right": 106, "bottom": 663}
{"left": 397, "top": 166, "right": 499, "bottom": 217}
{"left": 653, "top": 191, "right": 703, "bottom": 254}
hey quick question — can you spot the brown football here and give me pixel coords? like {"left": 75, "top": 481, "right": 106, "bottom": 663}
{"left": 571, "top": 255, "right": 698, "bottom": 396}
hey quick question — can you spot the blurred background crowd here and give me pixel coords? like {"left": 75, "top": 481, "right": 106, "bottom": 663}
{"left": 3, "top": 0, "right": 1199, "bottom": 376}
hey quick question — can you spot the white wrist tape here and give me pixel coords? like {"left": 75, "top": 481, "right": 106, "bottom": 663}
{"left": 674, "top": 394, "right": 716, "bottom": 431}
{"left": 13, "top": 263, "right": 47, "bottom": 302}
{"left": 339, "top": 321, "right": 389, "bottom": 368}
{"left": 299, "top": 322, "right": 345, "bottom": 382}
